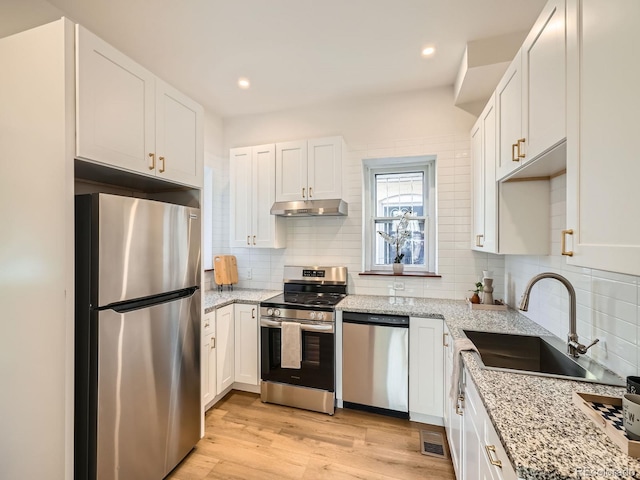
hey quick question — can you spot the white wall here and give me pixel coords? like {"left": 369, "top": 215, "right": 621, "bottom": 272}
{"left": 505, "top": 174, "right": 639, "bottom": 378}
{"left": 219, "top": 87, "right": 505, "bottom": 300}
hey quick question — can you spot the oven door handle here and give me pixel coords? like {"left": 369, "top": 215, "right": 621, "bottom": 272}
{"left": 260, "top": 318, "right": 334, "bottom": 333}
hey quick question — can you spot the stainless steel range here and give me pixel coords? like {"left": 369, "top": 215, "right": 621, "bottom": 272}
{"left": 260, "top": 265, "right": 347, "bottom": 415}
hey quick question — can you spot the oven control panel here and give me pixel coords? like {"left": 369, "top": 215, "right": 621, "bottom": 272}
{"left": 261, "top": 307, "right": 332, "bottom": 322}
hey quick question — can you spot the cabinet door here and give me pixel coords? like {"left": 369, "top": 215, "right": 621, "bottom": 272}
{"left": 443, "top": 325, "right": 463, "bottom": 480}
{"left": 234, "top": 304, "right": 259, "bottom": 385}
{"left": 202, "top": 333, "right": 216, "bottom": 405}
{"left": 275, "top": 140, "right": 308, "bottom": 201}
{"left": 522, "top": 0, "right": 566, "bottom": 161}
{"left": 495, "top": 56, "right": 523, "bottom": 180}
{"left": 230, "top": 147, "right": 253, "bottom": 248}
{"left": 252, "top": 145, "right": 281, "bottom": 248}
{"left": 566, "top": 0, "right": 640, "bottom": 276}
{"left": 471, "top": 119, "right": 484, "bottom": 250}
{"left": 307, "top": 137, "right": 342, "bottom": 200}
{"left": 76, "top": 25, "right": 155, "bottom": 174}
{"left": 216, "top": 305, "right": 235, "bottom": 393}
{"left": 481, "top": 100, "right": 497, "bottom": 253}
{"left": 409, "top": 317, "right": 444, "bottom": 421}
{"left": 155, "top": 79, "right": 203, "bottom": 187}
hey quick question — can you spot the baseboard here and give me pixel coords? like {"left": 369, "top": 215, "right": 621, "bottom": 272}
{"left": 409, "top": 412, "right": 444, "bottom": 426}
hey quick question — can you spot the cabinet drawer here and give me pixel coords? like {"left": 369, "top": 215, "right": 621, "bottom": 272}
{"left": 202, "top": 312, "right": 214, "bottom": 337}
{"left": 484, "top": 415, "right": 517, "bottom": 480}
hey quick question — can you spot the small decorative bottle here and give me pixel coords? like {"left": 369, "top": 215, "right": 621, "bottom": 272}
{"left": 482, "top": 278, "right": 494, "bottom": 305}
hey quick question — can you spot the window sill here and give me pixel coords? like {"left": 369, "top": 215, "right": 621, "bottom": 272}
{"left": 359, "top": 270, "right": 441, "bottom": 278}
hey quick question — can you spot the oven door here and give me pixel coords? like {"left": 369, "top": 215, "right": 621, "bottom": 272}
{"left": 260, "top": 318, "right": 335, "bottom": 392}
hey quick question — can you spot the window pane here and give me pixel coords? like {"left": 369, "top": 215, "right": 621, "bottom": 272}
{"left": 374, "top": 219, "right": 425, "bottom": 266}
{"left": 375, "top": 172, "right": 424, "bottom": 217}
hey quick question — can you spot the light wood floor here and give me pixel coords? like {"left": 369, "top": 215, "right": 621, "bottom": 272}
{"left": 167, "top": 391, "right": 456, "bottom": 480}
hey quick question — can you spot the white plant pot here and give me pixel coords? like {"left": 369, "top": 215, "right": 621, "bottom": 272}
{"left": 393, "top": 263, "right": 404, "bottom": 275}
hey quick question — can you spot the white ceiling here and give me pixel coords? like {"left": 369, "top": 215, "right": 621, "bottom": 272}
{"left": 1, "top": 0, "right": 547, "bottom": 118}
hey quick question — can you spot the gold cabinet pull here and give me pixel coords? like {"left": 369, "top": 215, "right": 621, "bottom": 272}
{"left": 148, "top": 153, "right": 155, "bottom": 170}
{"left": 309, "top": 186, "right": 313, "bottom": 198}
{"left": 561, "top": 229, "right": 574, "bottom": 256}
{"left": 485, "top": 445, "right": 502, "bottom": 468}
{"left": 211, "top": 338, "right": 215, "bottom": 349}
{"left": 443, "top": 332, "right": 449, "bottom": 347}
{"left": 511, "top": 143, "right": 519, "bottom": 162}
{"left": 475, "top": 234, "right": 484, "bottom": 247}
{"left": 159, "top": 156, "right": 166, "bottom": 173}
{"left": 517, "top": 138, "right": 526, "bottom": 159}
{"left": 246, "top": 236, "right": 250, "bottom": 245}
{"left": 251, "top": 308, "right": 256, "bottom": 319}
{"left": 253, "top": 235, "right": 256, "bottom": 245}
{"left": 302, "top": 187, "right": 306, "bottom": 198}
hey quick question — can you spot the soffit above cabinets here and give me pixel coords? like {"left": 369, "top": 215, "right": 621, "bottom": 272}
{"left": 454, "top": 31, "right": 528, "bottom": 116}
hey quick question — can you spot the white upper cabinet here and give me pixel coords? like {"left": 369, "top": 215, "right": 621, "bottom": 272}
{"left": 495, "top": 56, "right": 523, "bottom": 180}
{"left": 471, "top": 95, "right": 497, "bottom": 253}
{"left": 565, "top": 0, "right": 640, "bottom": 275}
{"left": 230, "top": 145, "right": 286, "bottom": 248}
{"left": 496, "top": 0, "right": 566, "bottom": 180}
{"left": 154, "top": 79, "right": 203, "bottom": 186}
{"left": 76, "top": 26, "right": 203, "bottom": 187}
{"left": 275, "top": 136, "right": 344, "bottom": 202}
{"left": 522, "top": 0, "right": 566, "bottom": 161}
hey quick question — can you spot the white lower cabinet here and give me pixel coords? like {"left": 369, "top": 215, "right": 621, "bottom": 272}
{"left": 234, "top": 304, "right": 259, "bottom": 386}
{"left": 409, "top": 317, "right": 444, "bottom": 423}
{"left": 202, "top": 331, "right": 217, "bottom": 405}
{"left": 460, "top": 372, "right": 517, "bottom": 480}
{"left": 443, "top": 325, "right": 464, "bottom": 479}
{"left": 216, "top": 304, "right": 235, "bottom": 394}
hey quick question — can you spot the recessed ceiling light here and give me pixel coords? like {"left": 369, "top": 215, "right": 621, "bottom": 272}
{"left": 421, "top": 46, "right": 436, "bottom": 57}
{"left": 238, "top": 77, "right": 250, "bottom": 89}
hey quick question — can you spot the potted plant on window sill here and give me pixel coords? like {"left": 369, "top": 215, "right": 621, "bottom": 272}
{"left": 378, "top": 210, "right": 413, "bottom": 275}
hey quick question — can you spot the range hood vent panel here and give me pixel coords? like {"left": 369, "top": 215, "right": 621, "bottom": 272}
{"left": 270, "top": 199, "right": 348, "bottom": 217}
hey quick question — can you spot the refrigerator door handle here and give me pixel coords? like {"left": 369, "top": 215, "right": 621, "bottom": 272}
{"left": 103, "top": 287, "right": 199, "bottom": 313}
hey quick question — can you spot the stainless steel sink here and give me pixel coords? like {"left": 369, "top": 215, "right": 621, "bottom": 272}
{"left": 463, "top": 330, "right": 624, "bottom": 387}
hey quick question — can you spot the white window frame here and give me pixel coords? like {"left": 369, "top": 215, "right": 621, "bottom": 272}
{"left": 363, "top": 155, "right": 437, "bottom": 273}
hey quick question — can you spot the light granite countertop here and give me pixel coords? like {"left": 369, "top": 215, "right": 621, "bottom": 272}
{"left": 337, "top": 295, "right": 637, "bottom": 480}
{"left": 203, "top": 288, "right": 280, "bottom": 313}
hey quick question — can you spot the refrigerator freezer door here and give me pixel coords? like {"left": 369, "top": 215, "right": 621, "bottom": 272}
{"left": 97, "top": 194, "right": 200, "bottom": 307}
{"left": 96, "top": 290, "right": 200, "bottom": 479}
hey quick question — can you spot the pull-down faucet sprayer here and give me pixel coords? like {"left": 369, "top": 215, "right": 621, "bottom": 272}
{"left": 518, "top": 272, "right": 599, "bottom": 358}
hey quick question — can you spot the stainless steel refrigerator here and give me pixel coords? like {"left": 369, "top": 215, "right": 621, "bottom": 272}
{"left": 74, "top": 193, "right": 201, "bottom": 480}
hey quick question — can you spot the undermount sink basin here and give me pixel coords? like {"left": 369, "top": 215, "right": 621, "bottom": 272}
{"left": 463, "top": 330, "right": 624, "bottom": 387}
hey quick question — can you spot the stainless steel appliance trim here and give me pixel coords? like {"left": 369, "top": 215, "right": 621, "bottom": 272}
{"left": 261, "top": 381, "right": 335, "bottom": 415}
{"left": 270, "top": 199, "right": 348, "bottom": 217}
{"left": 260, "top": 317, "right": 335, "bottom": 333}
{"left": 259, "top": 306, "right": 335, "bottom": 322}
{"left": 282, "top": 265, "right": 347, "bottom": 285}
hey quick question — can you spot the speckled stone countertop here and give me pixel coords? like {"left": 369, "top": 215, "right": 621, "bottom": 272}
{"left": 337, "top": 295, "right": 637, "bottom": 480}
{"left": 203, "top": 288, "right": 280, "bottom": 313}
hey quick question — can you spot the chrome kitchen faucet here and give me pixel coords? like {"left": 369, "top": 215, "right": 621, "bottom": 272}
{"left": 518, "top": 272, "right": 599, "bottom": 358}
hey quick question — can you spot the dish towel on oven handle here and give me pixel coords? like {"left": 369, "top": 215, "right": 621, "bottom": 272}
{"left": 449, "top": 338, "right": 479, "bottom": 408}
{"left": 281, "top": 321, "right": 302, "bottom": 369}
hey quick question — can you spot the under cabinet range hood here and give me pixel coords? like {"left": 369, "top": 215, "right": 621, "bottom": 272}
{"left": 270, "top": 199, "right": 348, "bottom": 216}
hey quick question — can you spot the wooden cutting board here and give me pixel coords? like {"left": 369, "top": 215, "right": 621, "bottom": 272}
{"left": 214, "top": 255, "right": 238, "bottom": 286}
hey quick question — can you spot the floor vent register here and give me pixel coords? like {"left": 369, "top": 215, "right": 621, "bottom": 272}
{"left": 419, "top": 429, "right": 449, "bottom": 459}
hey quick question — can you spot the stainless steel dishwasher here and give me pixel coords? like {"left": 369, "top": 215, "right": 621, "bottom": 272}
{"left": 342, "top": 311, "right": 409, "bottom": 418}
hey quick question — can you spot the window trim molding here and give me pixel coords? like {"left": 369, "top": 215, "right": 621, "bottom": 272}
{"left": 362, "top": 155, "right": 437, "bottom": 274}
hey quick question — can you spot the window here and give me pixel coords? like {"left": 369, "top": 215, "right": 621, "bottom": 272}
{"left": 363, "top": 156, "right": 436, "bottom": 273}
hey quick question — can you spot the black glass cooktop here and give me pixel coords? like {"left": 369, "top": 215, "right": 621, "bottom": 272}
{"left": 261, "top": 292, "right": 346, "bottom": 309}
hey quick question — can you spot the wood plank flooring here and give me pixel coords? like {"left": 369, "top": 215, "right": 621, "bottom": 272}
{"left": 167, "top": 391, "right": 455, "bottom": 480}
